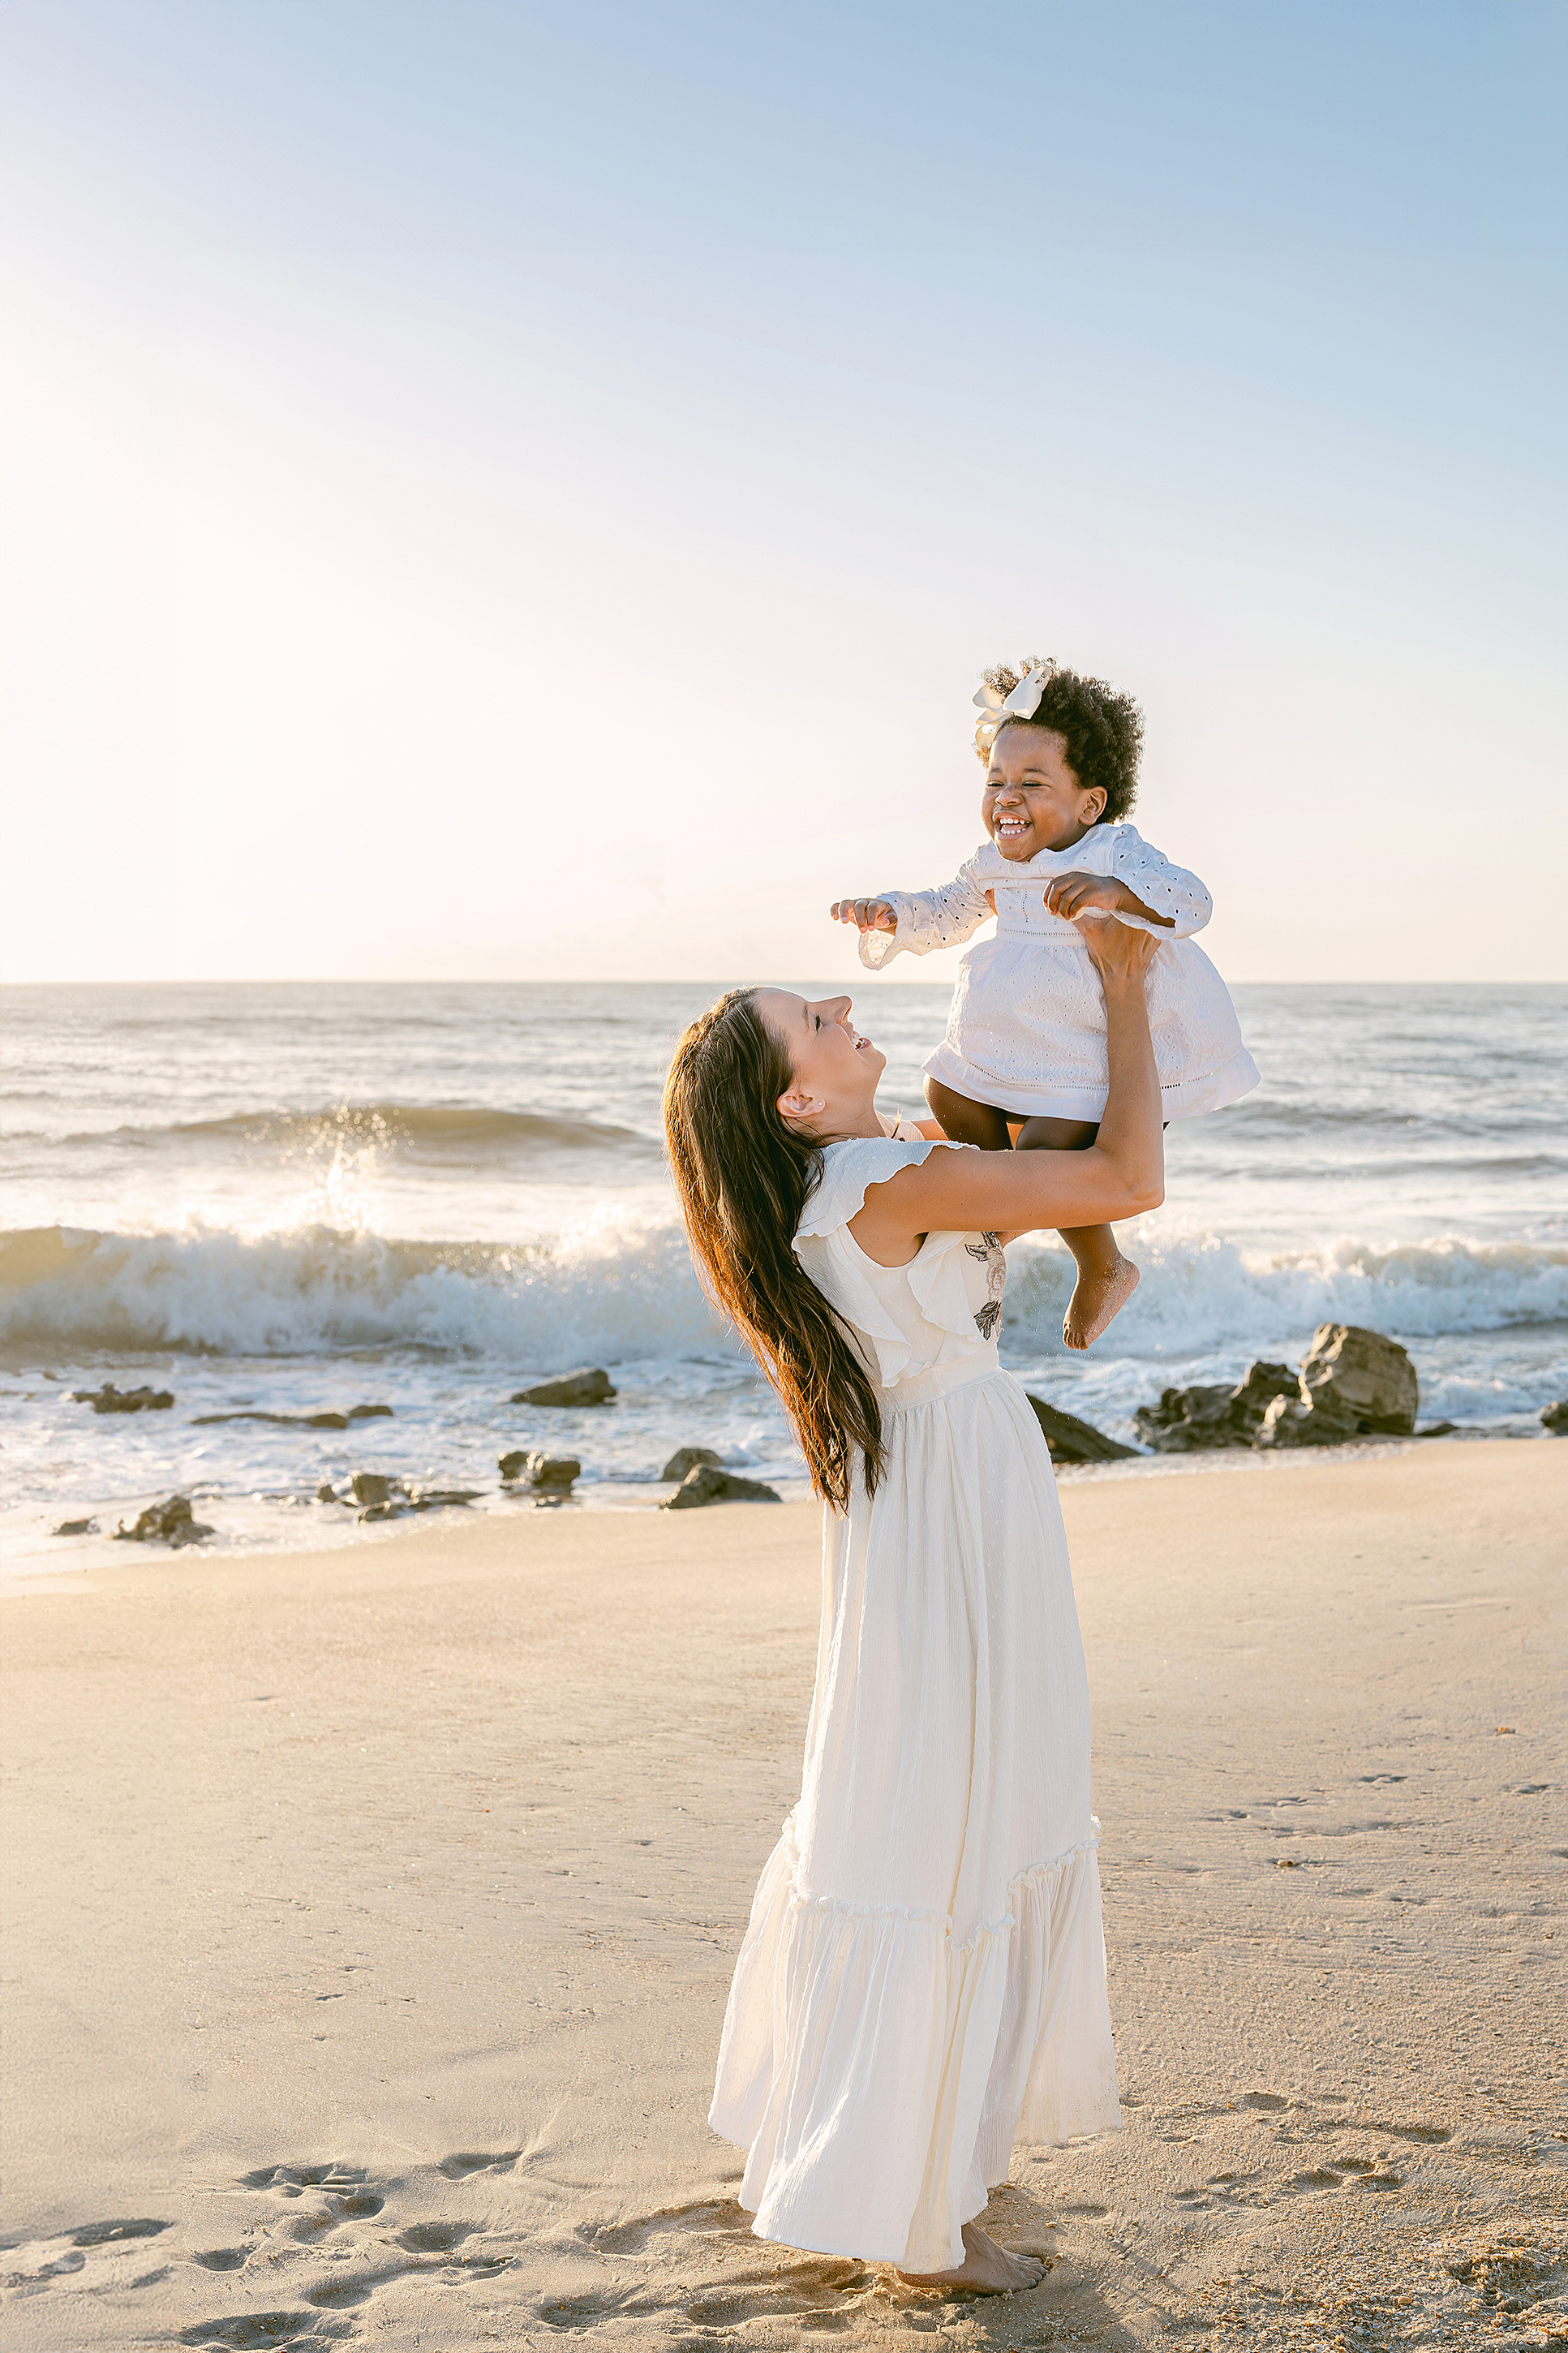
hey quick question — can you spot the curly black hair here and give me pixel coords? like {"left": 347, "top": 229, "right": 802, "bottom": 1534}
{"left": 977, "top": 658, "right": 1144, "bottom": 824}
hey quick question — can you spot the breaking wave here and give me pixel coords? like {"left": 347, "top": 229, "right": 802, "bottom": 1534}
{"left": 2, "top": 1216, "right": 1564, "bottom": 1367}
{"left": 40, "top": 1103, "right": 656, "bottom": 1161}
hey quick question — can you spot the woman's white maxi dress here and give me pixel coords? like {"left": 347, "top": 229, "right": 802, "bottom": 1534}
{"left": 709, "top": 1136, "right": 1122, "bottom": 2272}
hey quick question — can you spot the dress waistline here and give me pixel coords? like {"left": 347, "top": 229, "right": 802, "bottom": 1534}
{"left": 992, "top": 913, "right": 1096, "bottom": 944}
{"left": 883, "top": 1353, "right": 1003, "bottom": 1410}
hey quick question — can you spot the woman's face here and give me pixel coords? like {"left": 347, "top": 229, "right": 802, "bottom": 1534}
{"left": 754, "top": 991, "right": 885, "bottom": 1133}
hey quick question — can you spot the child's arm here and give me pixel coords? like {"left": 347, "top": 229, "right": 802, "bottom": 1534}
{"left": 1042, "top": 830, "right": 1213, "bottom": 938}
{"left": 830, "top": 857, "right": 995, "bottom": 970}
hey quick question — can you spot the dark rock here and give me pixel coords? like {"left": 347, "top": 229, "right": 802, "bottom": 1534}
{"left": 347, "top": 1403, "right": 393, "bottom": 1420}
{"left": 1135, "top": 1361, "right": 1298, "bottom": 1452}
{"left": 510, "top": 1367, "right": 616, "bottom": 1407}
{"left": 350, "top": 1472, "right": 402, "bottom": 1508}
{"left": 359, "top": 1485, "right": 481, "bottom": 1523}
{"left": 71, "top": 1383, "right": 174, "bottom": 1414}
{"left": 500, "top": 1451, "right": 580, "bottom": 1491}
{"left": 1415, "top": 1422, "right": 1458, "bottom": 1439}
{"left": 52, "top": 1517, "right": 98, "bottom": 1536}
{"left": 1542, "top": 1400, "right": 1568, "bottom": 1435}
{"left": 114, "top": 1495, "right": 214, "bottom": 1546}
{"left": 662, "top": 1465, "right": 781, "bottom": 1510}
{"left": 661, "top": 1445, "right": 724, "bottom": 1481}
{"left": 316, "top": 1482, "right": 342, "bottom": 1503}
{"left": 192, "top": 1410, "right": 350, "bottom": 1429}
{"left": 1259, "top": 1325, "right": 1418, "bottom": 1448}
{"left": 1023, "top": 1396, "right": 1137, "bottom": 1464}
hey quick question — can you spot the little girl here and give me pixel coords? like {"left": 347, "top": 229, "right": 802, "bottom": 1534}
{"left": 833, "top": 657, "right": 1257, "bottom": 1348}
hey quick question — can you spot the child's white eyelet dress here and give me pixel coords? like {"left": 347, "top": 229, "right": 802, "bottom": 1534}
{"left": 709, "top": 1136, "right": 1121, "bottom": 2273}
{"left": 861, "top": 825, "right": 1259, "bottom": 1123}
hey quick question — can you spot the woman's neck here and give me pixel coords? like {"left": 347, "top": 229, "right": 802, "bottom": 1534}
{"left": 820, "top": 1110, "right": 887, "bottom": 1143}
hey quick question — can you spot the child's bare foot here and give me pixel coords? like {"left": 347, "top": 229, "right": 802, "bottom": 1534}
{"left": 896, "top": 2221, "right": 1047, "bottom": 2295}
{"left": 1063, "top": 1253, "right": 1140, "bottom": 1350}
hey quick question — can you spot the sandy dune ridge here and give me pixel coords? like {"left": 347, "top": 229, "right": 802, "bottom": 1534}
{"left": 2, "top": 1441, "right": 1564, "bottom": 2348}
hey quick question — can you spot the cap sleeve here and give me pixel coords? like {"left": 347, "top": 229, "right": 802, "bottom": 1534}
{"left": 794, "top": 1136, "right": 935, "bottom": 1244}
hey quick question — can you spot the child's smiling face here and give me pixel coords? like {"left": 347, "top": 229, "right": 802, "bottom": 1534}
{"left": 982, "top": 723, "right": 1107, "bottom": 860}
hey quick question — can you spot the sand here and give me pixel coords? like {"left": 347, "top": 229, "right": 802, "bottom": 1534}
{"left": 2, "top": 1440, "right": 1564, "bottom": 2351}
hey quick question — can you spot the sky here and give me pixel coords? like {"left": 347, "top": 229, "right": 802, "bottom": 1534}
{"left": 1, "top": 0, "right": 1563, "bottom": 986}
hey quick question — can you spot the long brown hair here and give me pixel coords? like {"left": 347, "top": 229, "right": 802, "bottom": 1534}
{"left": 664, "top": 989, "right": 884, "bottom": 1508}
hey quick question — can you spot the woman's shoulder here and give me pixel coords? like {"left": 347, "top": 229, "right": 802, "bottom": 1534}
{"left": 794, "top": 1135, "right": 943, "bottom": 1243}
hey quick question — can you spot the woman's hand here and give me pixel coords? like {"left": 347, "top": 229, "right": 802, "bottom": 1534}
{"left": 1078, "top": 910, "right": 1162, "bottom": 984}
{"left": 830, "top": 898, "right": 896, "bottom": 932}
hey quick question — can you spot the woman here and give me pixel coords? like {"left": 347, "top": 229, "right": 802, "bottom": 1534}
{"left": 662, "top": 916, "right": 1162, "bottom": 2291}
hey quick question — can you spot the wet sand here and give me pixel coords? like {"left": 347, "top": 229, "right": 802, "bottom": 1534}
{"left": 2, "top": 1441, "right": 1564, "bottom": 2350}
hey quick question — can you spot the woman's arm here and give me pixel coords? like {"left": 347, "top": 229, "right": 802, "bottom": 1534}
{"left": 848, "top": 920, "right": 1165, "bottom": 1267}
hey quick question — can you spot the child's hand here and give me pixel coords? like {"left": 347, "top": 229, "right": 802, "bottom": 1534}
{"left": 830, "top": 898, "right": 896, "bottom": 933}
{"left": 1079, "top": 912, "right": 1162, "bottom": 983}
{"left": 1044, "top": 872, "right": 1174, "bottom": 928}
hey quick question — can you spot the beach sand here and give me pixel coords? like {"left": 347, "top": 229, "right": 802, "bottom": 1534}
{"left": 2, "top": 1441, "right": 1564, "bottom": 2350}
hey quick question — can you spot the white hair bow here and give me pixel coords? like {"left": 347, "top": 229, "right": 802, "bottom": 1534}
{"left": 972, "top": 659, "right": 1056, "bottom": 751}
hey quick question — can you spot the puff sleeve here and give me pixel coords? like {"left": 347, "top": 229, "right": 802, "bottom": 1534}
{"left": 1105, "top": 827, "right": 1213, "bottom": 936}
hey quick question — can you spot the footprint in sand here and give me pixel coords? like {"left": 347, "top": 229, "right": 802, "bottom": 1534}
{"left": 192, "top": 2248, "right": 249, "bottom": 2273}
{"left": 438, "top": 2149, "right": 521, "bottom": 2181}
{"left": 574, "top": 2200, "right": 878, "bottom": 2330}
{"left": 396, "top": 2221, "right": 475, "bottom": 2253}
{"left": 178, "top": 2316, "right": 316, "bottom": 2349}
{"left": 69, "top": 2217, "right": 171, "bottom": 2247}
{"left": 239, "top": 2163, "right": 367, "bottom": 2194}
{"left": 304, "top": 2273, "right": 389, "bottom": 2309}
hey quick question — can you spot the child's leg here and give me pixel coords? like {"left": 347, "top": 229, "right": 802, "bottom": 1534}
{"left": 924, "top": 1078, "right": 1014, "bottom": 1151}
{"left": 1014, "top": 1116, "right": 1141, "bottom": 1352}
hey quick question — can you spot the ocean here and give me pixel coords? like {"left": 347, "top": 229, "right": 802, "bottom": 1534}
{"left": 2, "top": 980, "right": 1564, "bottom": 1567}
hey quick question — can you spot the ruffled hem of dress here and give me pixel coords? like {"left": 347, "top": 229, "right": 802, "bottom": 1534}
{"left": 708, "top": 1817, "right": 1122, "bottom": 2272}
{"left": 780, "top": 1827, "right": 1101, "bottom": 1956}
{"left": 921, "top": 1039, "right": 1260, "bottom": 1124}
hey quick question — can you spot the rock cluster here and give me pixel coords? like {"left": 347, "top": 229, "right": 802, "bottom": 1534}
{"left": 662, "top": 1445, "right": 723, "bottom": 1481}
{"left": 309, "top": 1471, "right": 481, "bottom": 1521}
{"left": 1136, "top": 1361, "right": 1300, "bottom": 1452}
{"left": 510, "top": 1368, "right": 616, "bottom": 1407}
{"left": 499, "top": 1450, "right": 581, "bottom": 1492}
{"left": 51, "top": 1517, "right": 99, "bottom": 1537}
{"left": 1542, "top": 1400, "right": 1567, "bottom": 1435}
{"left": 72, "top": 1383, "right": 174, "bottom": 1414}
{"left": 1136, "top": 1326, "right": 1420, "bottom": 1454}
{"left": 663, "top": 1465, "right": 781, "bottom": 1511}
{"left": 114, "top": 1495, "right": 214, "bottom": 1546}
{"left": 1260, "top": 1324, "right": 1418, "bottom": 1446}
{"left": 1024, "top": 1395, "right": 1136, "bottom": 1464}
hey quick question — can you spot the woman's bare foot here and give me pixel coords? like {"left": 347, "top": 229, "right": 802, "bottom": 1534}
{"left": 896, "top": 2221, "right": 1047, "bottom": 2295}
{"left": 1063, "top": 1253, "right": 1140, "bottom": 1350}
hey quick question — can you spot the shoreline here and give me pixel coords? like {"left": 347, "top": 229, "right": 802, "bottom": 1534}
{"left": 2, "top": 1419, "right": 1560, "bottom": 1586}
{"left": 3, "top": 1440, "right": 1564, "bottom": 2347}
